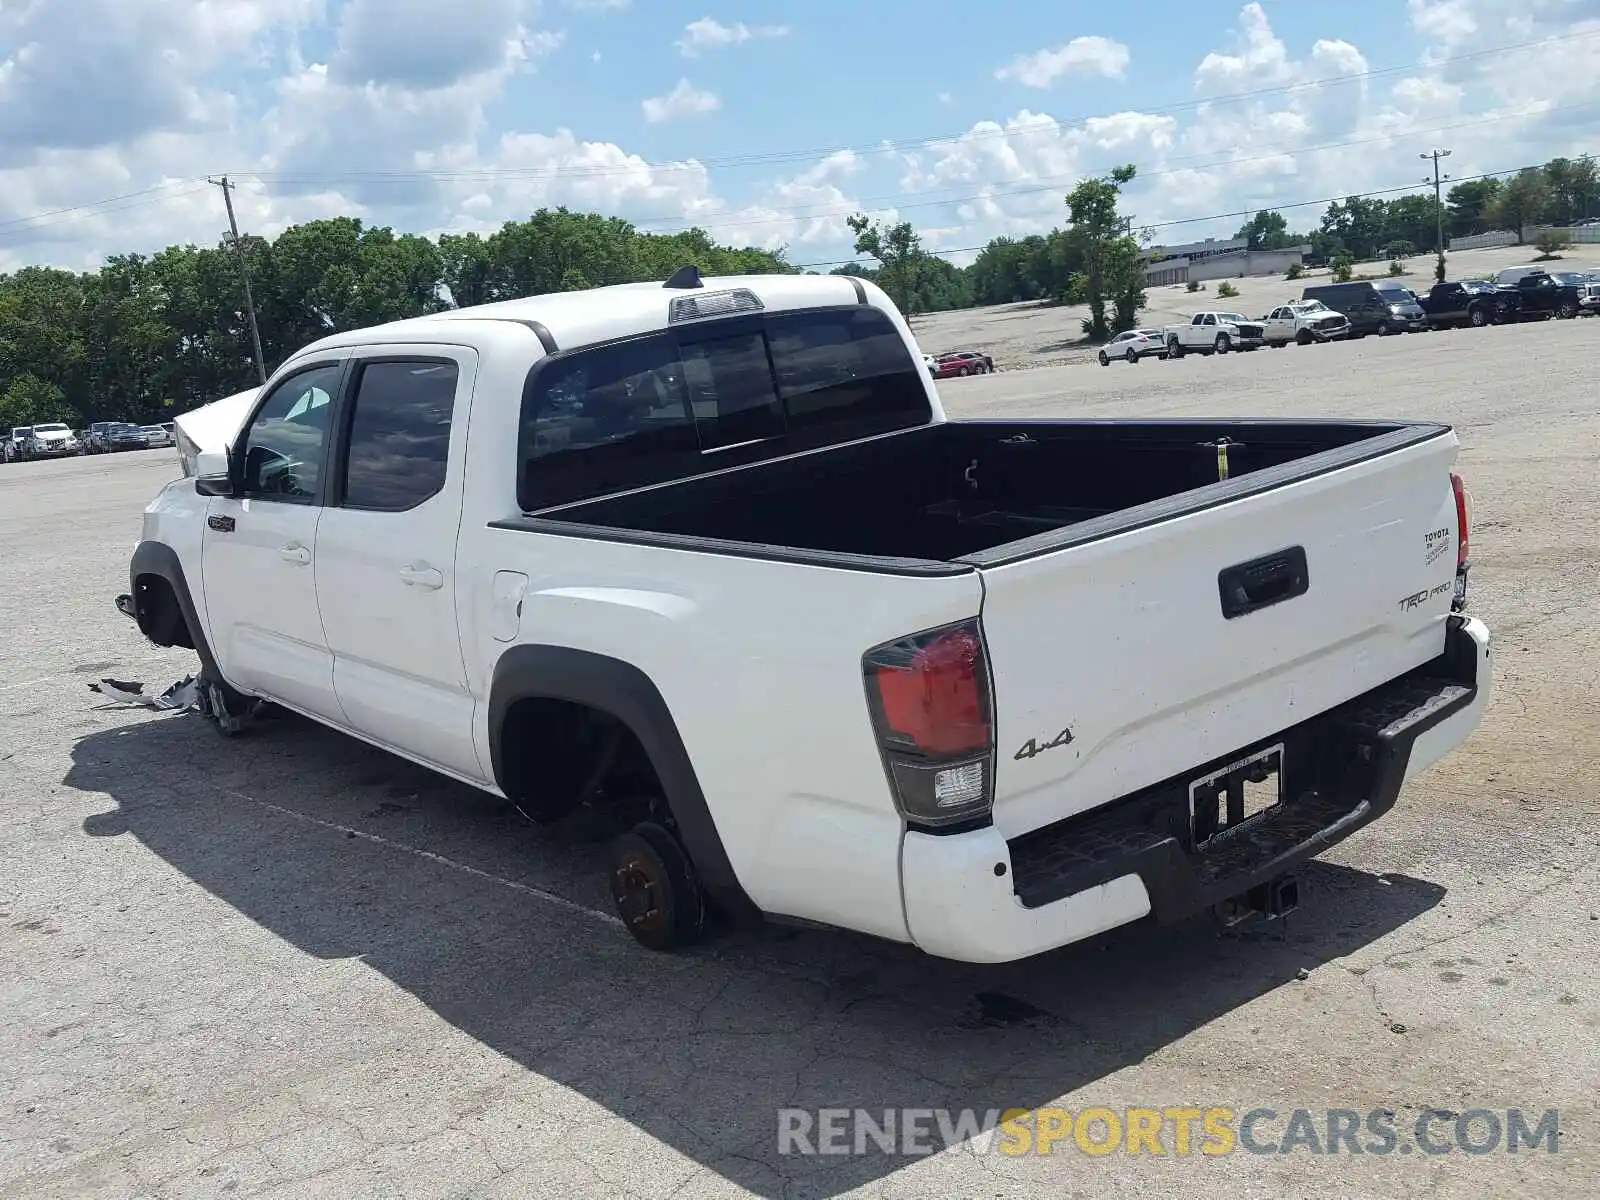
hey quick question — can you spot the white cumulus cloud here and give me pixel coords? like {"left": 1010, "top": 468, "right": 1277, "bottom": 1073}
{"left": 676, "top": 17, "right": 790, "bottom": 58}
{"left": 996, "top": 36, "right": 1131, "bottom": 87}
{"left": 640, "top": 78, "right": 720, "bottom": 123}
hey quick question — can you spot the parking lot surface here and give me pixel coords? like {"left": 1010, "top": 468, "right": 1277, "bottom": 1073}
{"left": 3, "top": 316, "right": 1598, "bottom": 1199}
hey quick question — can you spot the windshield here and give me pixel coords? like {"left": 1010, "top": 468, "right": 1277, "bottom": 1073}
{"left": 1551, "top": 272, "right": 1586, "bottom": 285}
{"left": 1219, "top": 313, "right": 1249, "bottom": 324}
{"left": 1291, "top": 300, "right": 1327, "bottom": 313}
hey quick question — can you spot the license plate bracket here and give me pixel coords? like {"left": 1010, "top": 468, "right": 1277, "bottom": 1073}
{"left": 1189, "top": 744, "right": 1284, "bottom": 849}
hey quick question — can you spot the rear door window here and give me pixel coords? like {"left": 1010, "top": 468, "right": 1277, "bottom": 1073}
{"left": 340, "top": 360, "right": 458, "bottom": 511}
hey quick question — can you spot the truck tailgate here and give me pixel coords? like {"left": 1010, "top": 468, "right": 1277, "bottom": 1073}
{"left": 976, "top": 428, "right": 1462, "bottom": 839}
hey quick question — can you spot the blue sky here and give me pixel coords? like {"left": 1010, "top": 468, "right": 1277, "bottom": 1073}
{"left": 1, "top": 0, "right": 1597, "bottom": 272}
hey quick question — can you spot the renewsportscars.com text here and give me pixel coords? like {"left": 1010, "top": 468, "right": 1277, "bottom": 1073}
{"left": 777, "top": 1106, "right": 1560, "bottom": 1158}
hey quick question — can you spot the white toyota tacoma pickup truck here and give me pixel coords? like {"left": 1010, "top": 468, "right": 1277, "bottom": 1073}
{"left": 118, "top": 268, "right": 1490, "bottom": 963}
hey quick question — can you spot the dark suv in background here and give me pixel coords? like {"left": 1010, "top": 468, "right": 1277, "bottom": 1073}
{"left": 1300, "top": 281, "right": 1428, "bottom": 336}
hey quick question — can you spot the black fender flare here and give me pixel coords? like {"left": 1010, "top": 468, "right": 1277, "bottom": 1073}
{"left": 487, "top": 644, "right": 760, "bottom": 922}
{"left": 129, "top": 540, "right": 225, "bottom": 683}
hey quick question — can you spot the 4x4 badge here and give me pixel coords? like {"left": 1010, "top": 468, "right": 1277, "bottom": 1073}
{"left": 1015, "top": 727, "right": 1074, "bottom": 760}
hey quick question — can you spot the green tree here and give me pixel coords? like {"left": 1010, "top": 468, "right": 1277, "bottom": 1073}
{"left": 1542, "top": 155, "right": 1599, "bottom": 226}
{"left": 1235, "top": 209, "right": 1293, "bottom": 250}
{"left": 1445, "top": 178, "right": 1503, "bottom": 237}
{"left": 0, "top": 373, "right": 70, "bottom": 428}
{"left": 1064, "top": 164, "right": 1139, "bottom": 341}
{"left": 845, "top": 214, "right": 924, "bottom": 314}
{"left": 1320, "top": 196, "right": 1389, "bottom": 261}
{"left": 1381, "top": 194, "right": 1444, "bottom": 253}
{"left": 1489, "top": 169, "right": 1553, "bottom": 242}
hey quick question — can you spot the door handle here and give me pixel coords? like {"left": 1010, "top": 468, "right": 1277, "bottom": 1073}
{"left": 399, "top": 564, "right": 444, "bottom": 590}
{"left": 278, "top": 543, "right": 312, "bottom": 565}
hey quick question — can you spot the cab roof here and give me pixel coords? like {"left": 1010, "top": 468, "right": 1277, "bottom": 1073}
{"left": 298, "top": 272, "right": 877, "bottom": 358}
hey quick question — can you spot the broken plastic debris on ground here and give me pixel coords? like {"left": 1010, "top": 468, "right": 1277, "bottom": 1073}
{"left": 88, "top": 676, "right": 200, "bottom": 712}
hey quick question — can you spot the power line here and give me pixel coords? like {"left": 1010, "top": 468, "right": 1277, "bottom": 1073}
{"left": 0, "top": 182, "right": 204, "bottom": 238}
{"left": 786, "top": 163, "right": 1551, "bottom": 269}
{"left": 627, "top": 101, "right": 1599, "bottom": 237}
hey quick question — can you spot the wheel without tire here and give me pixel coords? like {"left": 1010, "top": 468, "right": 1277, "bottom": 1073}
{"left": 198, "top": 675, "right": 259, "bottom": 736}
{"left": 610, "top": 820, "right": 705, "bottom": 951}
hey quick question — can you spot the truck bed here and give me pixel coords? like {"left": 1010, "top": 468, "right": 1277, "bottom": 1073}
{"left": 517, "top": 418, "right": 1444, "bottom": 569}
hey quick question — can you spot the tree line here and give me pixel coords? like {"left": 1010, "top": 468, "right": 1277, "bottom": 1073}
{"left": 3, "top": 154, "right": 1592, "bottom": 429}
{"left": 1229, "top": 155, "right": 1598, "bottom": 264}
{"left": 0, "top": 210, "right": 788, "bottom": 430}
{"left": 845, "top": 153, "right": 1597, "bottom": 313}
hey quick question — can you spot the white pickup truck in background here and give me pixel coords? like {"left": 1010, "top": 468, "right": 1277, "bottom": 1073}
{"left": 120, "top": 269, "right": 1490, "bottom": 963}
{"left": 1165, "top": 311, "right": 1267, "bottom": 356}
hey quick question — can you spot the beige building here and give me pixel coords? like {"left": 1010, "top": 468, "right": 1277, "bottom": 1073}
{"left": 1142, "top": 236, "right": 1310, "bottom": 286}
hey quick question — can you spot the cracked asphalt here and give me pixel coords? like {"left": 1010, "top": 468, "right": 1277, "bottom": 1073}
{"left": 3, "top": 316, "right": 1598, "bottom": 1198}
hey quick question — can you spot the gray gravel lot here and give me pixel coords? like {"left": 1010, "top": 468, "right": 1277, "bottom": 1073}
{"left": 3, "top": 317, "right": 1599, "bottom": 1199}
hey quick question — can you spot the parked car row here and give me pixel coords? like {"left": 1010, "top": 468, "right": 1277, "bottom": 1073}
{"left": 3, "top": 421, "right": 175, "bottom": 463}
{"left": 1096, "top": 266, "right": 1599, "bottom": 365}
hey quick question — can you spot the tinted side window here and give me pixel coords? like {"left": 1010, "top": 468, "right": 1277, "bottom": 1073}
{"left": 239, "top": 364, "right": 341, "bottom": 501}
{"left": 521, "top": 336, "right": 699, "bottom": 509}
{"left": 342, "top": 361, "right": 458, "bottom": 511}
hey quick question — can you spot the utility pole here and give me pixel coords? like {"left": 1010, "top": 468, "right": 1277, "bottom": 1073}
{"left": 207, "top": 175, "right": 268, "bottom": 385}
{"left": 1421, "top": 148, "right": 1452, "bottom": 282}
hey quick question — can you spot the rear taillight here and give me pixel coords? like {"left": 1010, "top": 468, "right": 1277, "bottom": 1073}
{"left": 1451, "top": 471, "right": 1470, "bottom": 567}
{"left": 863, "top": 619, "right": 995, "bottom": 828}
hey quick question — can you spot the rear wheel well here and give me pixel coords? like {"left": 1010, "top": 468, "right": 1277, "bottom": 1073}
{"left": 133, "top": 573, "right": 194, "bottom": 649}
{"left": 498, "top": 697, "right": 668, "bottom": 828}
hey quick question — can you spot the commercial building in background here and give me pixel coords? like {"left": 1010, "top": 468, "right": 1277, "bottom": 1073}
{"left": 1142, "top": 236, "right": 1311, "bottom": 286}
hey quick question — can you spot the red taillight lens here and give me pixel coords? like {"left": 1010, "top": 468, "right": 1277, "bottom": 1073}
{"left": 869, "top": 625, "right": 990, "bottom": 756}
{"left": 1451, "top": 471, "right": 1470, "bottom": 567}
{"left": 864, "top": 621, "right": 995, "bottom": 828}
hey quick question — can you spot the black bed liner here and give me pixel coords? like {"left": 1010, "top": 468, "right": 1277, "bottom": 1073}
{"left": 490, "top": 417, "right": 1450, "bottom": 576}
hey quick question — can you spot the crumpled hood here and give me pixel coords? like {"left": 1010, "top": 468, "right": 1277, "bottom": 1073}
{"left": 173, "top": 387, "right": 259, "bottom": 453}
{"left": 172, "top": 387, "right": 259, "bottom": 475}
{"left": 35, "top": 429, "right": 72, "bottom": 441}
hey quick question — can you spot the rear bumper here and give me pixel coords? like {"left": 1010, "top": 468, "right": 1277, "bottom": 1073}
{"left": 900, "top": 615, "right": 1490, "bottom": 964}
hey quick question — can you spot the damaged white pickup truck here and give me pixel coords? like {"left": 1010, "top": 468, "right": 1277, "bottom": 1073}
{"left": 119, "top": 269, "right": 1490, "bottom": 962}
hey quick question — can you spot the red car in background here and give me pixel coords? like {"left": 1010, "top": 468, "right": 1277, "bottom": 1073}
{"left": 932, "top": 350, "right": 994, "bottom": 378}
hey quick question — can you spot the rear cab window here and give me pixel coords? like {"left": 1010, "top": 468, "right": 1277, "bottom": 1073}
{"left": 518, "top": 306, "right": 931, "bottom": 511}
